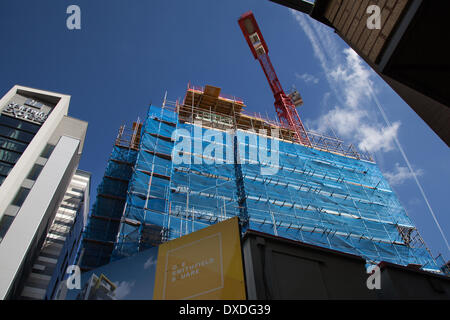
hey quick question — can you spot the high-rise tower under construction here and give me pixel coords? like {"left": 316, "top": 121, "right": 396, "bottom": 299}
{"left": 79, "top": 83, "right": 439, "bottom": 273}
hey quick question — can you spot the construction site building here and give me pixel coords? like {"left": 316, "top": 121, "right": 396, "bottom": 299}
{"left": 79, "top": 84, "right": 439, "bottom": 272}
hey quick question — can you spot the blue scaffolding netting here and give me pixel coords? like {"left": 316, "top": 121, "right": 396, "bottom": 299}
{"left": 107, "top": 104, "right": 438, "bottom": 271}
{"left": 80, "top": 145, "right": 138, "bottom": 270}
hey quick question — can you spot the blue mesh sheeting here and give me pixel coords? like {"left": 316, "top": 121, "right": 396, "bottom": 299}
{"left": 112, "top": 107, "right": 178, "bottom": 259}
{"left": 236, "top": 130, "right": 437, "bottom": 270}
{"left": 109, "top": 105, "right": 438, "bottom": 271}
{"left": 80, "top": 145, "right": 138, "bottom": 270}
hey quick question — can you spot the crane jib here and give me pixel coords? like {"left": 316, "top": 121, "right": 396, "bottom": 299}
{"left": 238, "top": 11, "right": 312, "bottom": 147}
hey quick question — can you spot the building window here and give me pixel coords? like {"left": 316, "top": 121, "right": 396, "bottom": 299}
{"left": 0, "top": 114, "right": 41, "bottom": 186}
{"left": 0, "top": 115, "right": 40, "bottom": 134}
{"left": 0, "top": 162, "right": 13, "bottom": 185}
{"left": 40, "top": 144, "right": 55, "bottom": 159}
{"left": 0, "top": 163, "right": 12, "bottom": 176}
{"left": 0, "top": 215, "right": 14, "bottom": 242}
{"left": 0, "top": 125, "right": 35, "bottom": 143}
{"left": 27, "top": 164, "right": 44, "bottom": 181}
{"left": 0, "top": 136, "right": 28, "bottom": 153}
{"left": 0, "top": 148, "right": 22, "bottom": 164}
{"left": 11, "top": 187, "right": 31, "bottom": 207}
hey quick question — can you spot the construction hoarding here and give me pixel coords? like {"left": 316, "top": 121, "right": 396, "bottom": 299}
{"left": 63, "top": 217, "right": 245, "bottom": 300}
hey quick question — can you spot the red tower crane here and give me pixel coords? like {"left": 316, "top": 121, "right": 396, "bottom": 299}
{"left": 238, "top": 11, "right": 311, "bottom": 147}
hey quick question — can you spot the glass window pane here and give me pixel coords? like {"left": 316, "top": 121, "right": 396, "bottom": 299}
{"left": 27, "top": 164, "right": 44, "bottom": 181}
{"left": 11, "top": 187, "right": 31, "bottom": 207}
{"left": 0, "top": 126, "right": 34, "bottom": 143}
{"left": 0, "top": 137, "right": 27, "bottom": 153}
{"left": 0, "top": 149, "right": 22, "bottom": 164}
{"left": 0, "top": 115, "right": 40, "bottom": 133}
{"left": 0, "top": 163, "right": 13, "bottom": 176}
{"left": 0, "top": 214, "right": 14, "bottom": 242}
{"left": 40, "top": 144, "right": 55, "bottom": 159}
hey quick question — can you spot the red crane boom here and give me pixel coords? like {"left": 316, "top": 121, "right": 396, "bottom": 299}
{"left": 238, "top": 11, "right": 311, "bottom": 147}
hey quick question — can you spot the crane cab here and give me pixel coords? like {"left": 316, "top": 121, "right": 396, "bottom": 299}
{"left": 288, "top": 88, "right": 304, "bottom": 107}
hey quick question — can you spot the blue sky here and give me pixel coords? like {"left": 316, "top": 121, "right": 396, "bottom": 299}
{"left": 66, "top": 246, "right": 158, "bottom": 299}
{"left": 0, "top": 1, "right": 448, "bottom": 261}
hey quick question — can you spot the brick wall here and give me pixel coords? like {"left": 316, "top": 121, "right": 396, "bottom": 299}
{"left": 324, "top": 0, "right": 409, "bottom": 63}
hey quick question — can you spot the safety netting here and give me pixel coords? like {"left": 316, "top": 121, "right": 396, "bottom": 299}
{"left": 112, "top": 106, "right": 177, "bottom": 259}
{"left": 110, "top": 105, "right": 439, "bottom": 271}
{"left": 236, "top": 129, "right": 438, "bottom": 269}
{"left": 80, "top": 145, "right": 138, "bottom": 270}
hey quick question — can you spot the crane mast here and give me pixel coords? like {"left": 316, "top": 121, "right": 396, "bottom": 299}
{"left": 238, "top": 11, "right": 311, "bottom": 147}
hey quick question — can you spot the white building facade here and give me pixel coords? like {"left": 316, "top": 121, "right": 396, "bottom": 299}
{"left": 20, "top": 170, "right": 90, "bottom": 300}
{"left": 0, "top": 85, "right": 89, "bottom": 299}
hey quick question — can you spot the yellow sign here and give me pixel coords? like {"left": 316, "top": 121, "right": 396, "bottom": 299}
{"left": 153, "top": 217, "right": 246, "bottom": 300}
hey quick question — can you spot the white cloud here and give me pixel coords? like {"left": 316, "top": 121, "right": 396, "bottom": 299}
{"left": 328, "top": 48, "right": 372, "bottom": 109}
{"left": 315, "top": 106, "right": 367, "bottom": 137}
{"left": 114, "top": 281, "right": 135, "bottom": 299}
{"left": 321, "top": 92, "right": 331, "bottom": 107}
{"left": 358, "top": 122, "right": 401, "bottom": 153}
{"left": 290, "top": 10, "right": 400, "bottom": 153}
{"left": 384, "top": 162, "right": 424, "bottom": 186}
{"left": 144, "top": 255, "right": 156, "bottom": 269}
{"left": 295, "top": 72, "right": 319, "bottom": 84}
